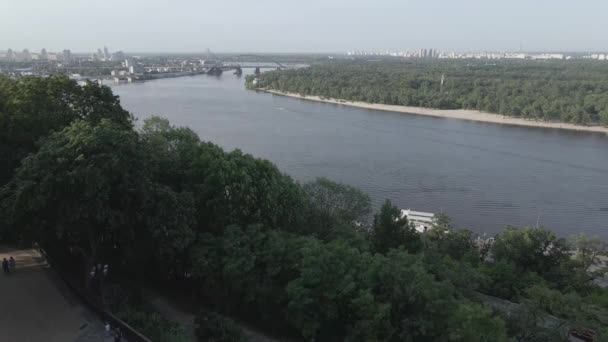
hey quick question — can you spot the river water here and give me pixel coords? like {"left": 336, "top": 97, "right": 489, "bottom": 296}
{"left": 111, "top": 72, "right": 608, "bottom": 238}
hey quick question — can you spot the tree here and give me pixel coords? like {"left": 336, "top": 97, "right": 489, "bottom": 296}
{"left": 4, "top": 119, "right": 147, "bottom": 286}
{"left": 570, "top": 233, "right": 608, "bottom": 272}
{"left": 371, "top": 200, "right": 420, "bottom": 254}
{"left": 303, "top": 177, "right": 371, "bottom": 237}
{"left": 447, "top": 303, "right": 508, "bottom": 342}
{"left": 190, "top": 147, "right": 306, "bottom": 234}
{"left": 0, "top": 76, "right": 132, "bottom": 186}
{"left": 492, "top": 226, "right": 570, "bottom": 277}
{"left": 427, "top": 229, "right": 479, "bottom": 262}
{"left": 140, "top": 116, "right": 200, "bottom": 190}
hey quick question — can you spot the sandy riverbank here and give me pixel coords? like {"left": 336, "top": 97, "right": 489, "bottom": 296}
{"left": 263, "top": 90, "right": 608, "bottom": 134}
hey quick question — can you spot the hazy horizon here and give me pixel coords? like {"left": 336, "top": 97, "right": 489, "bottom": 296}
{"left": 2, "top": 0, "right": 607, "bottom": 53}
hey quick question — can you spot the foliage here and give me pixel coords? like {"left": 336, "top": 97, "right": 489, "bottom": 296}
{"left": 2, "top": 78, "right": 608, "bottom": 341}
{"left": 492, "top": 226, "right": 571, "bottom": 278}
{"left": 371, "top": 199, "right": 421, "bottom": 254}
{"left": 569, "top": 233, "right": 608, "bottom": 272}
{"left": 0, "top": 75, "right": 132, "bottom": 186}
{"left": 249, "top": 60, "right": 608, "bottom": 125}
{"left": 447, "top": 303, "right": 508, "bottom": 342}
{"left": 195, "top": 310, "right": 245, "bottom": 342}
{"left": 303, "top": 177, "right": 371, "bottom": 238}
{"left": 103, "top": 284, "right": 189, "bottom": 342}
{"left": 3, "top": 119, "right": 148, "bottom": 276}
{"left": 118, "top": 306, "right": 189, "bottom": 342}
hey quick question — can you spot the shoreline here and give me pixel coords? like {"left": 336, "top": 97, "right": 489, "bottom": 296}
{"left": 262, "top": 89, "right": 608, "bottom": 135}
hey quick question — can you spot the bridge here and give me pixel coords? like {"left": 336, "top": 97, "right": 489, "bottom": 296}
{"left": 202, "top": 54, "right": 299, "bottom": 76}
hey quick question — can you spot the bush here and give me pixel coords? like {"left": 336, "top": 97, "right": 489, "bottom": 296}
{"left": 117, "top": 305, "right": 189, "bottom": 342}
{"left": 195, "top": 310, "right": 245, "bottom": 342}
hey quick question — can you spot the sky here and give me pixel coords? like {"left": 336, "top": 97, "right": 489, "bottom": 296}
{"left": 1, "top": 0, "right": 607, "bottom": 53}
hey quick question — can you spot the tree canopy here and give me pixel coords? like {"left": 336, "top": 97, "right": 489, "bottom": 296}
{"left": 1, "top": 75, "right": 608, "bottom": 341}
{"left": 248, "top": 60, "right": 608, "bottom": 126}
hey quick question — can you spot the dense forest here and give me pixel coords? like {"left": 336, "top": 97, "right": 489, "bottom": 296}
{"left": 247, "top": 60, "right": 608, "bottom": 125}
{"left": 1, "top": 75, "right": 608, "bottom": 341}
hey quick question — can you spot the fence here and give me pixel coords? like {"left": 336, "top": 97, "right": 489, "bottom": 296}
{"left": 38, "top": 248, "right": 153, "bottom": 342}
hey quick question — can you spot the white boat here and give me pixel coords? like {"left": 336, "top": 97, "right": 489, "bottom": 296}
{"left": 400, "top": 209, "right": 435, "bottom": 233}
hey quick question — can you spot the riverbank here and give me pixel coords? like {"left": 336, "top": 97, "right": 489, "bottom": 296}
{"left": 263, "top": 89, "right": 608, "bottom": 134}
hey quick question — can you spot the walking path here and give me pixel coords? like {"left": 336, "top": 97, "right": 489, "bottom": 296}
{"left": 0, "top": 246, "right": 114, "bottom": 342}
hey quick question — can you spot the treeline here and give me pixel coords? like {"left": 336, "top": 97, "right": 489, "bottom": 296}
{"left": 1, "top": 75, "right": 608, "bottom": 341}
{"left": 248, "top": 60, "right": 608, "bottom": 125}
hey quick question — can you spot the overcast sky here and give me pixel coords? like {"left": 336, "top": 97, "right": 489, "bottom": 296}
{"left": 1, "top": 0, "right": 607, "bottom": 53}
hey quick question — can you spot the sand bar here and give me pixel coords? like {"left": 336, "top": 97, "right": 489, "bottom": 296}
{"left": 263, "top": 89, "right": 608, "bottom": 135}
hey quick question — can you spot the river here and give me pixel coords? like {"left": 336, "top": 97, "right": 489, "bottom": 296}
{"left": 110, "top": 72, "right": 608, "bottom": 238}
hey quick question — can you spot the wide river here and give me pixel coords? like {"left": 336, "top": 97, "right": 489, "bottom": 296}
{"left": 111, "top": 72, "right": 608, "bottom": 238}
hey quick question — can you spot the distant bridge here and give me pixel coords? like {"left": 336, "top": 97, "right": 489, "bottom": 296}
{"left": 203, "top": 54, "right": 300, "bottom": 75}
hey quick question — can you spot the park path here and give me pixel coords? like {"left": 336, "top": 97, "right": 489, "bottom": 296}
{"left": 144, "top": 289, "right": 281, "bottom": 342}
{"left": 0, "top": 246, "right": 113, "bottom": 342}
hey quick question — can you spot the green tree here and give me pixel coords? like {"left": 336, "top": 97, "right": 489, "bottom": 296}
{"left": 0, "top": 75, "right": 132, "bottom": 186}
{"left": 569, "top": 233, "right": 608, "bottom": 272}
{"left": 447, "top": 303, "right": 508, "bottom": 342}
{"left": 303, "top": 177, "right": 371, "bottom": 238}
{"left": 492, "top": 227, "right": 570, "bottom": 277}
{"left": 4, "top": 119, "right": 146, "bottom": 285}
{"left": 371, "top": 200, "right": 421, "bottom": 254}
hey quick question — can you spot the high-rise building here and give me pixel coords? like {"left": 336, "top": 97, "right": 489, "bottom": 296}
{"left": 21, "top": 49, "right": 32, "bottom": 61}
{"left": 103, "top": 46, "right": 109, "bottom": 60}
{"left": 40, "top": 48, "right": 48, "bottom": 60}
{"left": 112, "top": 51, "right": 125, "bottom": 61}
{"left": 7, "top": 48, "right": 14, "bottom": 61}
{"left": 62, "top": 49, "right": 72, "bottom": 63}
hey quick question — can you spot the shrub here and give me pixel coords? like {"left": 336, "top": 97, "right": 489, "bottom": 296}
{"left": 195, "top": 310, "right": 245, "bottom": 342}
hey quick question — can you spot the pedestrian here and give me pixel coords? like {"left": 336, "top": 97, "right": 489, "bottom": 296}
{"left": 104, "top": 322, "right": 111, "bottom": 337}
{"left": 9, "top": 256, "right": 15, "bottom": 273}
{"left": 114, "top": 327, "right": 123, "bottom": 342}
{"left": 2, "top": 258, "right": 8, "bottom": 274}
{"left": 102, "top": 264, "right": 109, "bottom": 277}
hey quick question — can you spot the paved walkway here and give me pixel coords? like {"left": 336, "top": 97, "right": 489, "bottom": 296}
{"left": 0, "top": 246, "right": 113, "bottom": 342}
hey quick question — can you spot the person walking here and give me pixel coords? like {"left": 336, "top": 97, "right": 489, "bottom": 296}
{"left": 9, "top": 256, "right": 15, "bottom": 273}
{"left": 113, "top": 327, "right": 123, "bottom": 342}
{"left": 2, "top": 258, "right": 9, "bottom": 274}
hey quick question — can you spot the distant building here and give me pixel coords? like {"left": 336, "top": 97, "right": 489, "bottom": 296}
{"left": 112, "top": 51, "right": 125, "bottom": 61}
{"left": 40, "top": 48, "right": 48, "bottom": 60}
{"left": 504, "top": 53, "right": 527, "bottom": 59}
{"left": 531, "top": 53, "right": 564, "bottom": 60}
{"left": 62, "top": 49, "right": 72, "bottom": 63}
{"left": 128, "top": 64, "right": 143, "bottom": 74}
{"left": 21, "top": 49, "right": 32, "bottom": 61}
{"left": 103, "top": 46, "right": 109, "bottom": 60}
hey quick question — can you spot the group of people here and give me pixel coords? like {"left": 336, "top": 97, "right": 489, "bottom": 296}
{"left": 2, "top": 257, "right": 16, "bottom": 274}
{"left": 89, "top": 263, "right": 109, "bottom": 279}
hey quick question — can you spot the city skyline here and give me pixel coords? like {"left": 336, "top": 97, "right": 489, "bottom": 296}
{"left": 1, "top": 0, "right": 607, "bottom": 53}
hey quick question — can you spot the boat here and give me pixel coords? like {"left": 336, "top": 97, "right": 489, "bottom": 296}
{"left": 400, "top": 209, "right": 435, "bottom": 233}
